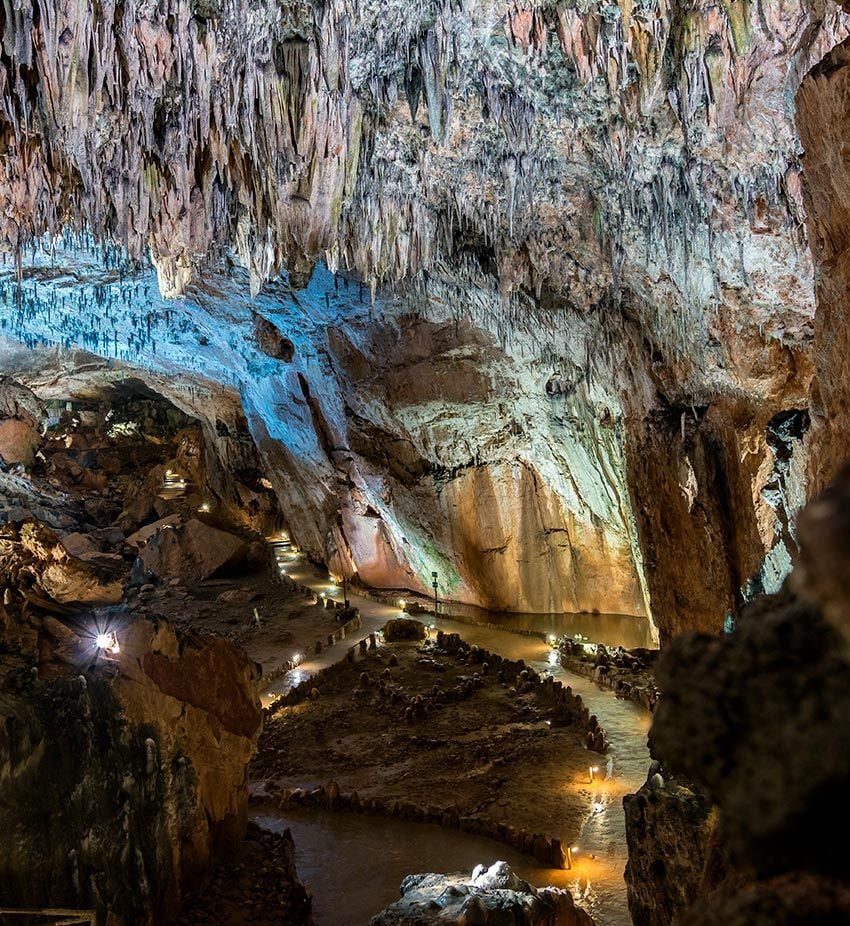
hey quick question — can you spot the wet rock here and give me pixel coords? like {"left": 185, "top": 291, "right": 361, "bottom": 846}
{"left": 370, "top": 862, "right": 592, "bottom": 925}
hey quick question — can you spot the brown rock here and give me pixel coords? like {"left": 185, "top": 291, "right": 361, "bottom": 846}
{"left": 139, "top": 518, "right": 248, "bottom": 582}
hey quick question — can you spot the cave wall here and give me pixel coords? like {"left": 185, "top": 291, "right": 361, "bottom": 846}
{"left": 1, "top": 1, "right": 850, "bottom": 637}
{"left": 796, "top": 35, "right": 850, "bottom": 497}
{"left": 626, "top": 403, "right": 767, "bottom": 644}
{"left": 0, "top": 616, "right": 262, "bottom": 924}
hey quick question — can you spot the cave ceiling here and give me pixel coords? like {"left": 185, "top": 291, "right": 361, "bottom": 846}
{"left": 2, "top": 0, "right": 849, "bottom": 636}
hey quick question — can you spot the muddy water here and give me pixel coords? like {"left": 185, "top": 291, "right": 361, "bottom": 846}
{"left": 254, "top": 806, "right": 570, "bottom": 925}
{"left": 403, "top": 598, "right": 652, "bottom": 649}
{"left": 419, "top": 618, "right": 652, "bottom": 926}
{"left": 264, "top": 547, "right": 652, "bottom": 925}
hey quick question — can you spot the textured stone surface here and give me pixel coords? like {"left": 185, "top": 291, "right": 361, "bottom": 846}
{"left": 1, "top": 0, "right": 849, "bottom": 640}
{"left": 138, "top": 517, "right": 249, "bottom": 582}
{"left": 0, "top": 518, "right": 124, "bottom": 606}
{"left": 651, "top": 593, "right": 850, "bottom": 880}
{"left": 796, "top": 35, "right": 850, "bottom": 496}
{"left": 679, "top": 873, "right": 850, "bottom": 926}
{"left": 623, "top": 782, "right": 721, "bottom": 926}
{"left": 0, "top": 376, "right": 45, "bottom": 466}
{"left": 0, "top": 614, "right": 262, "bottom": 924}
{"left": 634, "top": 468, "right": 850, "bottom": 922}
{"left": 370, "top": 862, "right": 593, "bottom": 926}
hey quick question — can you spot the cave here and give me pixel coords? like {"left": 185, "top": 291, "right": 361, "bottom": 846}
{"left": 2, "top": 2, "right": 850, "bottom": 925}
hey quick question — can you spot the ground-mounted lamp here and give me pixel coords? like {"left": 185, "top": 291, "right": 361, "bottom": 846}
{"left": 398, "top": 598, "right": 407, "bottom": 613}
{"left": 589, "top": 765, "right": 599, "bottom": 783}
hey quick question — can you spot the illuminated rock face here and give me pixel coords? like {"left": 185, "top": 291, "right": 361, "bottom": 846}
{"left": 2, "top": 1, "right": 850, "bottom": 639}
{"left": 0, "top": 616, "right": 262, "bottom": 924}
{"left": 0, "top": 378, "right": 45, "bottom": 466}
{"left": 796, "top": 34, "right": 850, "bottom": 496}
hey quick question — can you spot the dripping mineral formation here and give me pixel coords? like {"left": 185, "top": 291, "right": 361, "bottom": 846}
{"left": 2, "top": 1, "right": 850, "bottom": 925}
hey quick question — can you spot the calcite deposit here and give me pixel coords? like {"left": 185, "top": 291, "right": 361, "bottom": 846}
{"left": 4, "top": 2, "right": 850, "bottom": 917}
{"left": 1, "top": 1, "right": 848, "bottom": 643}
{"left": 371, "top": 861, "right": 593, "bottom": 926}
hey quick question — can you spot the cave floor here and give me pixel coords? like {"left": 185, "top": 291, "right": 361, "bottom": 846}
{"left": 135, "top": 569, "right": 345, "bottom": 681}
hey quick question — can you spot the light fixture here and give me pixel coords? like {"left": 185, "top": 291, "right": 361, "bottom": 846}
{"left": 398, "top": 598, "right": 406, "bottom": 610}
{"left": 94, "top": 630, "right": 120, "bottom": 655}
{"left": 198, "top": 501, "right": 211, "bottom": 513}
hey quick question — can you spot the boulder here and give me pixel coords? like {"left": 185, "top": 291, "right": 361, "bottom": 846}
{"left": 382, "top": 618, "right": 427, "bottom": 642}
{"left": 138, "top": 518, "right": 248, "bottom": 582}
{"left": 0, "top": 376, "right": 45, "bottom": 467}
{"left": 370, "top": 862, "right": 593, "bottom": 925}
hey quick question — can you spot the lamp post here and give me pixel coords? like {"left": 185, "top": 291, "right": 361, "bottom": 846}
{"left": 431, "top": 571, "right": 438, "bottom": 615}
{"left": 342, "top": 572, "right": 349, "bottom": 608}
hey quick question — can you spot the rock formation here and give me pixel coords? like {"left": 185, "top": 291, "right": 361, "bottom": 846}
{"left": 624, "top": 465, "right": 850, "bottom": 925}
{"left": 0, "top": 377, "right": 45, "bottom": 467}
{"left": 1, "top": 1, "right": 849, "bottom": 641}
{"left": 371, "top": 861, "right": 592, "bottom": 926}
{"left": 796, "top": 32, "right": 850, "bottom": 496}
{"left": 0, "top": 610, "right": 263, "bottom": 924}
{"left": 137, "top": 517, "right": 249, "bottom": 583}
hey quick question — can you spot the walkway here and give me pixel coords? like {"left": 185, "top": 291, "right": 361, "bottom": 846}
{"left": 262, "top": 542, "right": 651, "bottom": 925}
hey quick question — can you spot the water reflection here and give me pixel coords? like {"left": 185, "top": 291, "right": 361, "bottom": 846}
{"left": 260, "top": 551, "right": 652, "bottom": 925}
{"left": 427, "top": 600, "right": 654, "bottom": 649}
{"left": 254, "top": 806, "right": 613, "bottom": 926}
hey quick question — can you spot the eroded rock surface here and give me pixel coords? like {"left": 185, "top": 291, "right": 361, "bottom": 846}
{"left": 371, "top": 861, "right": 592, "bottom": 926}
{"left": 2, "top": 0, "right": 848, "bottom": 638}
{"left": 0, "top": 613, "right": 262, "bottom": 924}
{"left": 627, "top": 466, "right": 850, "bottom": 924}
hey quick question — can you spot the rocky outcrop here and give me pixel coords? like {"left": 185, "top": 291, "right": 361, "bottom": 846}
{"left": 626, "top": 401, "right": 770, "bottom": 643}
{"left": 0, "top": 613, "right": 262, "bottom": 924}
{"left": 796, "top": 35, "right": 850, "bottom": 497}
{"left": 0, "top": 376, "right": 45, "bottom": 466}
{"left": 370, "top": 862, "right": 592, "bottom": 926}
{"left": 627, "top": 466, "right": 850, "bottom": 924}
{"left": 0, "top": 518, "right": 124, "bottom": 607}
{"left": 623, "top": 782, "right": 721, "bottom": 926}
{"left": 137, "top": 517, "right": 249, "bottom": 583}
